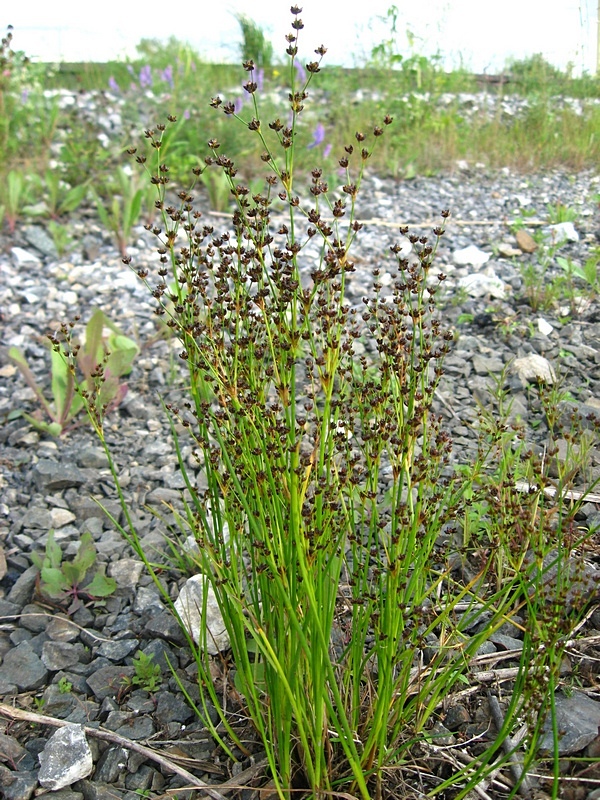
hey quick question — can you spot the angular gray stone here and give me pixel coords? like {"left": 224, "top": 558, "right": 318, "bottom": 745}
{"left": 86, "top": 665, "right": 134, "bottom": 700}
{"left": 20, "top": 506, "right": 52, "bottom": 529}
{"left": 132, "top": 586, "right": 163, "bottom": 614}
{"left": 41, "top": 641, "right": 84, "bottom": 671}
{"left": 6, "top": 565, "right": 38, "bottom": 606}
{"left": 3, "top": 770, "right": 38, "bottom": 800}
{"left": 457, "top": 271, "right": 506, "bottom": 299}
{"left": 33, "top": 460, "right": 86, "bottom": 491}
{"left": 11, "top": 246, "right": 42, "bottom": 267}
{"left": 93, "top": 746, "right": 128, "bottom": 783}
{"left": 38, "top": 724, "right": 93, "bottom": 790}
{"left": 154, "top": 691, "right": 194, "bottom": 724}
{"left": 96, "top": 639, "right": 138, "bottom": 661}
{"left": 0, "top": 732, "right": 29, "bottom": 766}
{"left": 75, "top": 446, "right": 110, "bottom": 469}
{"left": 0, "top": 641, "right": 48, "bottom": 690}
{"left": 72, "top": 780, "right": 123, "bottom": 800}
{"left": 42, "top": 683, "right": 78, "bottom": 718}
{"left": 23, "top": 225, "right": 59, "bottom": 259}
{"left": 39, "top": 791, "right": 83, "bottom": 800}
{"left": 46, "top": 616, "right": 80, "bottom": 642}
{"left": 143, "top": 610, "right": 186, "bottom": 644}
{"left": 124, "top": 763, "right": 163, "bottom": 791}
{"left": 540, "top": 691, "right": 600, "bottom": 754}
{"left": 114, "top": 715, "right": 155, "bottom": 741}
{"left": 20, "top": 603, "right": 51, "bottom": 632}
{"left": 472, "top": 354, "right": 504, "bottom": 375}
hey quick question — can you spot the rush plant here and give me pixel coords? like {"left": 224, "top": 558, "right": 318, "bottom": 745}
{"left": 71, "top": 7, "right": 594, "bottom": 798}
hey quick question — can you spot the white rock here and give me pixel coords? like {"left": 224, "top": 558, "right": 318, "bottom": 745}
{"left": 512, "top": 354, "right": 556, "bottom": 384}
{"left": 537, "top": 318, "right": 553, "bottom": 336}
{"left": 107, "top": 558, "right": 144, "bottom": 589}
{"left": 545, "top": 222, "right": 579, "bottom": 243}
{"left": 11, "top": 247, "right": 42, "bottom": 267}
{"left": 452, "top": 245, "right": 490, "bottom": 267}
{"left": 174, "top": 575, "right": 230, "bottom": 655}
{"left": 514, "top": 194, "right": 532, "bottom": 206}
{"left": 50, "top": 508, "right": 77, "bottom": 528}
{"left": 497, "top": 242, "right": 521, "bottom": 258}
{"left": 62, "top": 290, "right": 78, "bottom": 305}
{"left": 457, "top": 272, "right": 506, "bottom": 299}
{"left": 38, "top": 724, "right": 93, "bottom": 789}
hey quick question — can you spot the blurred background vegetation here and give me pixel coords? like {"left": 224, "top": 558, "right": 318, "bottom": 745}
{"left": 1, "top": 12, "right": 599, "bottom": 244}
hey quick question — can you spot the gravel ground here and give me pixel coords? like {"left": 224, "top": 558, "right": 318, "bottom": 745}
{"left": 2, "top": 156, "right": 600, "bottom": 799}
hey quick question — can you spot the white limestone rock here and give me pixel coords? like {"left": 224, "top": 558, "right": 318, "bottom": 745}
{"left": 174, "top": 575, "right": 230, "bottom": 655}
{"left": 38, "top": 724, "right": 93, "bottom": 789}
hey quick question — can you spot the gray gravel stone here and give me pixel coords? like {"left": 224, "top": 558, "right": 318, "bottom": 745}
{"left": 41, "top": 641, "right": 86, "bottom": 671}
{"left": 540, "top": 691, "right": 600, "bottom": 754}
{"left": 20, "top": 603, "right": 51, "bottom": 632}
{"left": 155, "top": 691, "right": 195, "bottom": 724}
{"left": 0, "top": 641, "right": 48, "bottom": 690}
{"left": 46, "top": 616, "right": 80, "bottom": 642}
{"left": 3, "top": 770, "right": 38, "bottom": 800}
{"left": 96, "top": 639, "right": 138, "bottom": 661}
{"left": 93, "top": 746, "right": 128, "bottom": 784}
{"left": 73, "top": 780, "right": 126, "bottom": 800}
{"left": 32, "top": 460, "right": 87, "bottom": 491}
{"left": 114, "top": 715, "right": 155, "bottom": 741}
{"left": 143, "top": 610, "right": 186, "bottom": 644}
{"left": 86, "top": 665, "right": 134, "bottom": 700}
{"left": 6, "top": 565, "right": 38, "bottom": 606}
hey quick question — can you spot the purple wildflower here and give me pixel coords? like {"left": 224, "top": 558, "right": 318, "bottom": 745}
{"left": 294, "top": 59, "right": 306, "bottom": 84}
{"left": 323, "top": 143, "right": 332, "bottom": 158}
{"left": 183, "top": 109, "right": 190, "bottom": 120}
{"left": 307, "top": 122, "right": 325, "bottom": 149}
{"left": 20, "top": 89, "right": 29, "bottom": 103}
{"left": 108, "top": 76, "right": 120, "bottom": 93}
{"left": 256, "top": 68, "right": 264, "bottom": 92}
{"left": 233, "top": 96, "right": 244, "bottom": 115}
{"left": 139, "top": 65, "right": 152, "bottom": 88}
{"left": 160, "top": 65, "right": 174, "bottom": 88}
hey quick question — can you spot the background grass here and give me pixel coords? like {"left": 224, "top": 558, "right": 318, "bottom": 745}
{"left": 1, "top": 24, "right": 600, "bottom": 226}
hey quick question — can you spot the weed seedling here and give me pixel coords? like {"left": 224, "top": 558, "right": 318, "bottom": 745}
{"left": 122, "top": 651, "right": 162, "bottom": 693}
{"left": 31, "top": 531, "right": 116, "bottom": 613}
{"left": 57, "top": 676, "right": 73, "bottom": 694}
{"left": 9, "top": 308, "right": 139, "bottom": 436}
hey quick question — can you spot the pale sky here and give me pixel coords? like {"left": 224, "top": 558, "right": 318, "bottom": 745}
{"left": 4, "top": 0, "right": 599, "bottom": 75}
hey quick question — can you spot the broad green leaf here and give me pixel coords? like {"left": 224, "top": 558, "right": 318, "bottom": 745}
{"left": 40, "top": 566, "right": 69, "bottom": 597}
{"left": 85, "top": 569, "right": 117, "bottom": 598}
{"left": 50, "top": 347, "right": 71, "bottom": 422}
{"left": 20, "top": 415, "right": 63, "bottom": 437}
{"left": 73, "top": 532, "right": 97, "bottom": 573}
{"left": 92, "top": 191, "right": 111, "bottom": 229}
{"left": 126, "top": 188, "right": 143, "bottom": 231}
{"left": 61, "top": 561, "right": 86, "bottom": 588}
{"left": 59, "top": 183, "right": 88, "bottom": 215}
{"left": 45, "top": 531, "right": 63, "bottom": 569}
{"left": 106, "top": 333, "right": 139, "bottom": 377}
{"left": 84, "top": 309, "right": 105, "bottom": 368}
